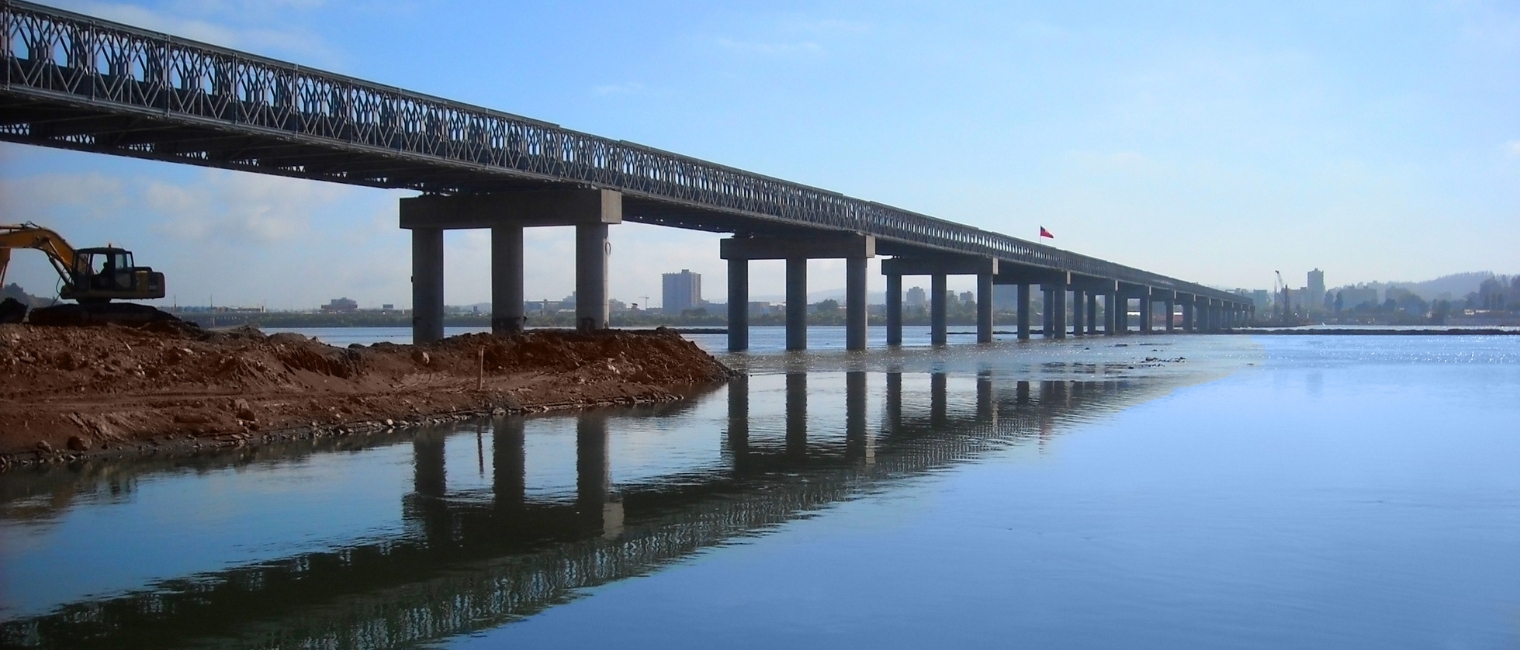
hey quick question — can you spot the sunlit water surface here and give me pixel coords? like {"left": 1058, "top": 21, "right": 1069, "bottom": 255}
{"left": 2, "top": 334, "right": 1518, "bottom": 648}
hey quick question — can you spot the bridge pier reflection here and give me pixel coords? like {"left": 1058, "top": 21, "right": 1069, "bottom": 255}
{"left": 2, "top": 367, "right": 1211, "bottom": 648}
{"left": 844, "top": 371, "right": 872, "bottom": 462}
{"left": 493, "top": 417, "right": 526, "bottom": 513}
{"left": 577, "top": 413, "right": 621, "bottom": 538}
{"left": 787, "top": 373, "right": 808, "bottom": 459}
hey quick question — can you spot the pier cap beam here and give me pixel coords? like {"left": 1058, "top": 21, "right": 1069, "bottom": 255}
{"left": 400, "top": 189, "right": 622, "bottom": 229}
{"left": 722, "top": 233, "right": 875, "bottom": 260}
{"left": 881, "top": 255, "right": 996, "bottom": 277}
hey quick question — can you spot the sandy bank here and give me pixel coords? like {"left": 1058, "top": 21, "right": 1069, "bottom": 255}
{"left": 0, "top": 324, "right": 736, "bottom": 470}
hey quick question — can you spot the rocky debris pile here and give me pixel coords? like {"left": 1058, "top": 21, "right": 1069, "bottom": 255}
{"left": 0, "top": 324, "right": 737, "bottom": 464}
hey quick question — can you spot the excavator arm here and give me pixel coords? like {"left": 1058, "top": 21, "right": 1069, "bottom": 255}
{"left": 0, "top": 223, "right": 79, "bottom": 290}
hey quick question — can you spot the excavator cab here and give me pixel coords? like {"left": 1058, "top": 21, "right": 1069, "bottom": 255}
{"left": 62, "top": 247, "right": 166, "bottom": 303}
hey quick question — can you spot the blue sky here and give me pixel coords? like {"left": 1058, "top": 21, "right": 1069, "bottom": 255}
{"left": 2, "top": 0, "right": 1517, "bottom": 309}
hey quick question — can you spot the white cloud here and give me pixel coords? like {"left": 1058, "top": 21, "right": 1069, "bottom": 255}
{"left": 53, "top": 1, "right": 342, "bottom": 67}
{"left": 146, "top": 171, "right": 348, "bottom": 245}
{"left": 0, "top": 173, "right": 127, "bottom": 220}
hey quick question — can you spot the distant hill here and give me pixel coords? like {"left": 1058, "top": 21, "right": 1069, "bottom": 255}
{"left": 1332, "top": 272, "right": 1510, "bottom": 302}
{"left": 1, "top": 283, "right": 50, "bottom": 308}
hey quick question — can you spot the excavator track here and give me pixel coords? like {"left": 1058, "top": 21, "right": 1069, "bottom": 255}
{"left": 27, "top": 302, "right": 186, "bottom": 328}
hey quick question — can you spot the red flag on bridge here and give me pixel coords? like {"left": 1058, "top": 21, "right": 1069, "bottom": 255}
{"left": 1039, "top": 226, "right": 1054, "bottom": 239}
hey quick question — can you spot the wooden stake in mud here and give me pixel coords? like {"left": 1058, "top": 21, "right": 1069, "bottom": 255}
{"left": 477, "top": 347, "right": 485, "bottom": 391}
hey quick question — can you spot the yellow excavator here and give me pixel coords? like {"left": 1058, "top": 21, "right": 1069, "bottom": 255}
{"left": 1, "top": 222, "right": 166, "bottom": 324}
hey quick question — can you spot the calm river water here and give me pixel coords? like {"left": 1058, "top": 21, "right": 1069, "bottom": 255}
{"left": 2, "top": 329, "right": 1519, "bottom": 648}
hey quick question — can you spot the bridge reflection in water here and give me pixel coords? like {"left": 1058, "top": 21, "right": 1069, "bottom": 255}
{"left": 2, "top": 371, "right": 1183, "bottom": 648}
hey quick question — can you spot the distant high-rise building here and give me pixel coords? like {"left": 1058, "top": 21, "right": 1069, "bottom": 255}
{"left": 906, "top": 286, "right": 927, "bottom": 308}
{"left": 959, "top": 291, "right": 975, "bottom": 305}
{"left": 1250, "top": 290, "right": 1270, "bottom": 313}
{"left": 1307, "top": 269, "right": 1326, "bottom": 313}
{"left": 993, "top": 284, "right": 1018, "bottom": 309}
{"left": 662, "top": 269, "right": 702, "bottom": 315}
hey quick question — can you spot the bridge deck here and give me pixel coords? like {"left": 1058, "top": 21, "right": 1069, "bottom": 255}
{"left": 0, "top": 0, "right": 1246, "bottom": 305}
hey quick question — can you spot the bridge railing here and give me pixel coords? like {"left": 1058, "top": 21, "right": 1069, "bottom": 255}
{"left": 1, "top": 0, "right": 1241, "bottom": 303}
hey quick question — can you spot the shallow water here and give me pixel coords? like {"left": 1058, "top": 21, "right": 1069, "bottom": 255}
{"left": 2, "top": 335, "right": 1518, "bottom": 648}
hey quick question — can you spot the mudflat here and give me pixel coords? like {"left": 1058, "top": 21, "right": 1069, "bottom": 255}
{"left": 0, "top": 323, "right": 736, "bottom": 468}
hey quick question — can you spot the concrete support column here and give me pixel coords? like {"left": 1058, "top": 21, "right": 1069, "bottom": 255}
{"left": 786, "top": 258, "right": 808, "bottom": 351}
{"left": 575, "top": 223, "right": 609, "bottom": 330}
{"left": 976, "top": 272, "right": 994, "bottom": 343}
{"left": 1017, "top": 283, "right": 1031, "bottom": 340}
{"left": 1051, "top": 286, "right": 1068, "bottom": 339}
{"left": 886, "top": 273, "right": 903, "bottom": 346}
{"left": 846, "top": 257, "right": 868, "bottom": 351}
{"left": 1165, "top": 300, "right": 1176, "bottom": 333}
{"left": 411, "top": 228, "right": 444, "bottom": 344}
{"left": 1042, "top": 288, "right": 1055, "bottom": 337}
{"left": 491, "top": 225, "right": 525, "bottom": 335}
{"left": 1182, "top": 301, "right": 1194, "bottom": 332}
{"left": 1105, "top": 292, "right": 1119, "bottom": 335}
{"left": 1071, "top": 289, "right": 1086, "bottom": 337}
{"left": 728, "top": 258, "right": 749, "bottom": 352}
{"left": 1139, "top": 294, "right": 1153, "bottom": 333}
{"left": 931, "top": 273, "right": 948, "bottom": 345}
{"left": 1086, "top": 293, "right": 1099, "bottom": 334}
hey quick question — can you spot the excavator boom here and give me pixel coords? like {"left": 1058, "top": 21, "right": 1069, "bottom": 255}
{"left": 0, "top": 223, "right": 78, "bottom": 290}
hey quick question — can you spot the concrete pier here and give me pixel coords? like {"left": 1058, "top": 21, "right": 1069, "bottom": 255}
{"left": 886, "top": 273, "right": 903, "bottom": 346}
{"left": 728, "top": 258, "right": 748, "bottom": 352}
{"left": 786, "top": 258, "right": 807, "bottom": 351}
{"left": 723, "top": 234, "right": 874, "bottom": 352}
{"left": 411, "top": 228, "right": 444, "bottom": 344}
{"left": 575, "top": 223, "right": 609, "bottom": 330}
{"left": 931, "top": 273, "right": 948, "bottom": 346}
{"left": 1139, "top": 291, "right": 1153, "bottom": 334}
{"left": 882, "top": 255, "right": 996, "bottom": 347}
{"left": 1049, "top": 284, "right": 1067, "bottom": 339}
{"left": 1165, "top": 298, "right": 1176, "bottom": 332}
{"left": 491, "top": 225, "right": 524, "bottom": 334}
{"left": 1071, "top": 289, "right": 1086, "bottom": 337}
{"left": 1017, "top": 283, "right": 1031, "bottom": 340}
{"left": 1105, "top": 291, "right": 1119, "bottom": 335}
{"left": 1042, "top": 288, "right": 1054, "bottom": 337}
{"left": 846, "top": 257, "right": 868, "bottom": 351}
{"left": 400, "top": 188, "right": 621, "bottom": 343}
{"left": 1182, "top": 300, "right": 1195, "bottom": 332}
{"left": 1086, "top": 293, "right": 1099, "bottom": 334}
{"left": 977, "top": 272, "right": 994, "bottom": 343}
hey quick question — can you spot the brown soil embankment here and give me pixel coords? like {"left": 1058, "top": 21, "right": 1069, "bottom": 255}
{"left": 0, "top": 324, "right": 736, "bottom": 469}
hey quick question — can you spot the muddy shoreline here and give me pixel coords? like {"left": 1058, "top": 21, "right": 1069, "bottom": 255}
{"left": 0, "top": 324, "right": 737, "bottom": 471}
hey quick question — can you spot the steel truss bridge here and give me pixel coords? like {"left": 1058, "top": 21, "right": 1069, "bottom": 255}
{"left": 0, "top": 0, "right": 1248, "bottom": 308}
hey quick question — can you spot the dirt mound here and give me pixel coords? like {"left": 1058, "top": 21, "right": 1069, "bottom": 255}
{"left": 0, "top": 325, "right": 736, "bottom": 465}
